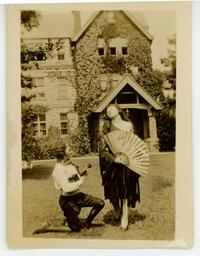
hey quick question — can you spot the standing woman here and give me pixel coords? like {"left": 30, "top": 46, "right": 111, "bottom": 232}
{"left": 99, "top": 104, "right": 140, "bottom": 231}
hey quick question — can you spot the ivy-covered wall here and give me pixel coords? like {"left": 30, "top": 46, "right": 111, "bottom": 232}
{"left": 74, "top": 11, "right": 157, "bottom": 154}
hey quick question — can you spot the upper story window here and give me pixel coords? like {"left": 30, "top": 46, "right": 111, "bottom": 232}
{"left": 57, "top": 77, "right": 68, "bottom": 98}
{"left": 98, "top": 47, "right": 105, "bottom": 56}
{"left": 116, "top": 85, "right": 137, "bottom": 104}
{"left": 122, "top": 47, "right": 128, "bottom": 55}
{"left": 32, "top": 77, "right": 45, "bottom": 99}
{"left": 38, "top": 92, "right": 45, "bottom": 98}
{"left": 98, "top": 38, "right": 128, "bottom": 57}
{"left": 110, "top": 47, "right": 116, "bottom": 55}
{"left": 33, "top": 114, "right": 47, "bottom": 136}
{"left": 58, "top": 53, "right": 65, "bottom": 60}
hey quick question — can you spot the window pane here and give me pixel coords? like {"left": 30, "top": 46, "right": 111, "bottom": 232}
{"left": 61, "top": 122, "right": 67, "bottom": 129}
{"left": 37, "top": 77, "right": 44, "bottom": 87}
{"left": 117, "top": 92, "right": 137, "bottom": 104}
{"left": 58, "top": 88, "right": 68, "bottom": 98}
{"left": 40, "top": 123, "right": 46, "bottom": 130}
{"left": 58, "top": 77, "right": 66, "bottom": 86}
{"left": 60, "top": 113, "right": 68, "bottom": 120}
{"left": 33, "top": 123, "right": 38, "bottom": 129}
{"left": 139, "top": 95, "right": 146, "bottom": 103}
{"left": 61, "top": 129, "right": 67, "bottom": 135}
{"left": 33, "top": 130, "right": 38, "bottom": 136}
{"left": 33, "top": 115, "right": 37, "bottom": 122}
{"left": 39, "top": 114, "right": 46, "bottom": 121}
{"left": 58, "top": 54, "right": 65, "bottom": 60}
{"left": 110, "top": 47, "right": 116, "bottom": 55}
{"left": 98, "top": 48, "right": 104, "bottom": 56}
{"left": 122, "top": 47, "right": 128, "bottom": 55}
{"left": 38, "top": 92, "right": 45, "bottom": 98}
{"left": 41, "top": 130, "right": 46, "bottom": 136}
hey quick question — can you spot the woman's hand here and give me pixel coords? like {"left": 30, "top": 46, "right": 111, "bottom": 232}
{"left": 114, "top": 152, "right": 129, "bottom": 165}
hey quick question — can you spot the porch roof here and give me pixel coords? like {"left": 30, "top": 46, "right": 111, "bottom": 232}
{"left": 94, "top": 74, "right": 162, "bottom": 113}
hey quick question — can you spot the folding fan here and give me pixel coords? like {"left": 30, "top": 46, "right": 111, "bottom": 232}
{"left": 104, "top": 130, "right": 150, "bottom": 177}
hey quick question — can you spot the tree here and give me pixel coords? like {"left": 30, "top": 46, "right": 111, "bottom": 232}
{"left": 20, "top": 11, "right": 48, "bottom": 163}
{"left": 156, "top": 34, "right": 176, "bottom": 151}
{"left": 161, "top": 34, "right": 176, "bottom": 89}
{"left": 21, "top": 11, "right": 41, "bottom": 32}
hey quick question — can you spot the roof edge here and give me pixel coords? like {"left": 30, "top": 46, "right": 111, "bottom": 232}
{"left": 94, "top": 74, "right": 162, "bottom": 112}
{"left": 72, "top": 10, "right": 153, "bottom": 42}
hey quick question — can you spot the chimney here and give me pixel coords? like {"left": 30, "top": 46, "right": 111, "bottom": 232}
{"left": 72, "top": 11, "right": 81, "bottom": 34}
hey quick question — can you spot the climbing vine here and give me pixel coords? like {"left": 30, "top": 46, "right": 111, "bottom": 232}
{"left": 74, "top": 11, "right": 160, "bottom": 154}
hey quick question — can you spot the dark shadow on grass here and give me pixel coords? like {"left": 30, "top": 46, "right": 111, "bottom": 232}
{"left": 32, "top": 221, "right": 105, "bottom": 237}
{"left": 22, "top": 165, "right": 53, "bottom": 180}
{"left": 103, "top": 210, "right": 121, "bottom": 226}
{"left": 103, "top": 209, "right": 146, "bottom": 226}
{"left": 128, "top": 209, "right": 146, "bottom": 224}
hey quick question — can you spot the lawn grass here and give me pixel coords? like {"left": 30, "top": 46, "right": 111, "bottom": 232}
{"left": 22, "top": 153, "right": 175, "bottom": 240}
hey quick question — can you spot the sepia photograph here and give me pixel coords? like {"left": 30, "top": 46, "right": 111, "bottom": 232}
{"left": 7, "top": 1, "right": 192, "bottom": 249}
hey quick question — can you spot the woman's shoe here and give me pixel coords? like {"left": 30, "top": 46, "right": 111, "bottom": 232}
{"left": 114, "top": 208, "right": 121, "bottom": 221}
{"left": 121, "top": 225, "right": 129, "bottom": 231}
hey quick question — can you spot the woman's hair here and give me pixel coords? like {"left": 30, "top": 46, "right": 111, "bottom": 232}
{"left": 107, "top": 104, "right": 132, "bottom": 122}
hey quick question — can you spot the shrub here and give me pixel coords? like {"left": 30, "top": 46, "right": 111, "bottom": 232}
{"left": 156, "top": 110, "right": 176, "bottom": 151}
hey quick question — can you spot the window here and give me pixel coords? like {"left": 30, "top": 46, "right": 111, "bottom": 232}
{"left": 98, "top": 47, "right": 104, "bottom": 56}
{"left": 38, "top": 92, "right": 45, "bottom": 98}
{"left": 33, "top": 77, "right": 45, "bottom": 99}
{"left": 58, "top": 77, "right": 68, "bottom": 98}
{"left": 33, "top": 114, "right": 47, "bottom": 136}
{"left": 37, "top": 77, "right": 44, "bottom": 87}
{"left": 110, "top": 47, "right": 116, "bottom": 55}
{"left": 122, "top": 47, "right": 128, "bottom": 55}
{"left": 60, "top": 113, "right": 68, "bottom": 135}
{"left": 58, "top": 77, "right": 66, "bottom": 86}
{"left": 58, "top": 53, "right": 65, "bottom": 60}
{"left": 117, "top": 85, "right": 137, "bottom": 104}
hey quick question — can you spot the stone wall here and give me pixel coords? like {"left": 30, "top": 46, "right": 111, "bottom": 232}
{"left": 23, "top": 60, "right": 77, "bottom": 136}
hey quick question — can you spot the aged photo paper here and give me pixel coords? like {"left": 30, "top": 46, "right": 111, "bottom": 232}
{"left": 7, "top": 1, "right": 192, "bottom": 249}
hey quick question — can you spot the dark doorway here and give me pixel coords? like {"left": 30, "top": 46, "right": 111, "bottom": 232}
{"left": 88, "top": 113, "right": 100, "bottom": 152}
{"left": 128, "top": 109, "right": 144, "bottom": 139}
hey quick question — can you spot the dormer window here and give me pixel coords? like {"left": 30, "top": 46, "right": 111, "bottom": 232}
{"left": 110, "top": 47, "right": 116, "bottom": 55}
{"left": 122, "top": 47, "right": 128, "bottom": 55}
{"left": 98, "top": 47, "right": 105, "bottom": 56}
{"left": 58, "top": 53, "right": 65, "bottom": 60}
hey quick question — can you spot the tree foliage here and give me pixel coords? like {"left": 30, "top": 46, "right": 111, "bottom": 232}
{"left": 160, "top": 34, "right": 176, "bottom": 89}
{"left": 21, "top": 11, "right": 41, "bottom": 32}
{"left": 21, "top": 103, "right": 48, "bottom": 161}
{"left": 21, "top": 11, "right": 50, "bottom": 161}
{"left": 156, "top": 34, "right": 176, "bottom": 151}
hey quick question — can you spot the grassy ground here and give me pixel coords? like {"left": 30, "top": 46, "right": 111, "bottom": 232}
{"left": 22, "top": 153, "right": 175, "bottom": 240}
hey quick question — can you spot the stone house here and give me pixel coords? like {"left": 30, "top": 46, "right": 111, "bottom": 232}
{"left": 22, "top": 10, "right": 162, "bottom": 152}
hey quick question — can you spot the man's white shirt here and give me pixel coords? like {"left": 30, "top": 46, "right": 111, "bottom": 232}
{"left": 52, "top": 163, "right": 84, "bottom": 195}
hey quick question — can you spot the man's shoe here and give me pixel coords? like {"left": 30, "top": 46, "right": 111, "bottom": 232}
{"left": 83, "top": 222, "right": 93, "bottom": 229}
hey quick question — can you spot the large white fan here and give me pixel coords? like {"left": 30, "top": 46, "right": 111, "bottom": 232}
{"left": 104, "top": 130, "right": 150, "bottom": 177}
